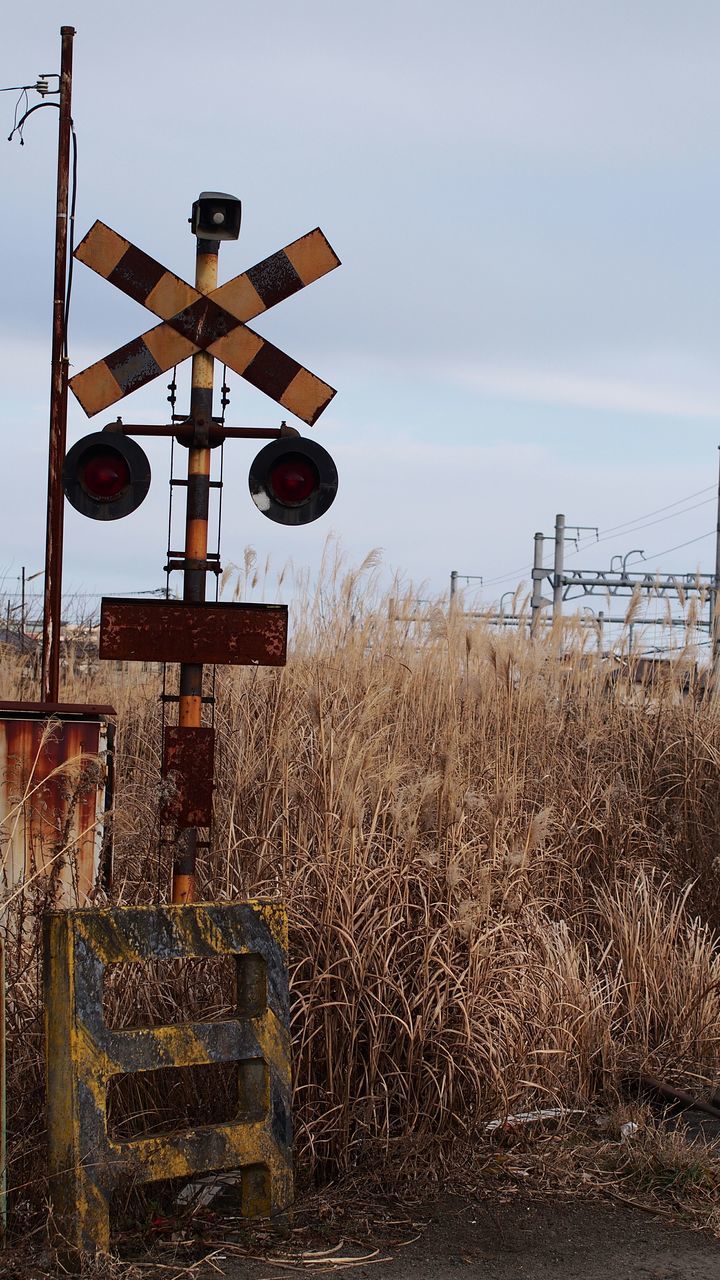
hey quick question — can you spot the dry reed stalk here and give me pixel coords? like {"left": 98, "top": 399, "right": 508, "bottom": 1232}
{"left": 0, "top": 554, "right": 719, "bottom": 1230}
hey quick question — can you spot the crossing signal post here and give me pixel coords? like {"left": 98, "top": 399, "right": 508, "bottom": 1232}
{"left": 61, "top": 194, "right": 341, "bottom": 903}
{"left": 170, "top": 195, "right": 229, "bottom": 903}
{"left": 24, "top": 24, "right": 333, "bottom": 1238}
{"left": 47, "top": 192, "right": 339, "bottom": 1251}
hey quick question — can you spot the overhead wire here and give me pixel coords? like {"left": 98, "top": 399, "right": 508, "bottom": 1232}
{"left": 479, "top": 482, "right": 719, "bottom": 593}
{"left": 10, "top": 88, "right": 29, "bottom": 141}
{"left": 566, "top": 496, "right": 717, "bottom": 560}
{"left": 476, "top": 561, "right": 533, "bottom": 591}
{"left": 6, "top": 90, "right": 78, "bottom": 351}
{"left": 7, "top": 98, "right": 57, "bottom": 144}
{"left": 576, "top": 484, "right": 715, "bottom": 541}
{"left": 568, "top": 491, "right": 712, "bottom": 552}
{"left": 641, "top": 531, "right": 714, "bottom": 562}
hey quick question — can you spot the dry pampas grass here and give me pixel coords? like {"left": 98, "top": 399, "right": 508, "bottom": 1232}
{"left": 1, "top": 549, "right": 720, "bottom": 1232}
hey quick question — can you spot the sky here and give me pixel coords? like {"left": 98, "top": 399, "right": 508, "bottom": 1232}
{"left": 2, "top": 1, "right": 720, "bottom": 629}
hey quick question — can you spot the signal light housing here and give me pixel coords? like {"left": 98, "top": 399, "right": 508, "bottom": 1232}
{"left": 190, "top": 191, "right": 242, "bottom": 241}
{"left": 63, "top": 431, "right": 151, "bottom": 521}
{"left": 249, "top": 437, "right": 338, "bottom": 526}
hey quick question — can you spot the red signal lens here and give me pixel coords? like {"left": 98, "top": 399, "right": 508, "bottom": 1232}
{"left": 80, "top": 451, "right": 131, "bottom": 500}
{"left": 249, "top": 436, "right": 337, "bottom": 526}
{"left": 64, "top": 431, "right": 151, "bottom": 520}
{"left": 268, "top": 455, "right": 318, "bottom": 505}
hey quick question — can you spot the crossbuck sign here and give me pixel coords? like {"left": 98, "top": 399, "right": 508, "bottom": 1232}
{"left": 69, "top": 221, "right": 341, "bottom": 425}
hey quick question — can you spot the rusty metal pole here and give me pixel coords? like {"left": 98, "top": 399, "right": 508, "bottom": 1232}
{"left": 41, "top": 26, "right": 75, "bottom": 704}
{"left": 171, "top": 237, "right": 219, "bottom": 904}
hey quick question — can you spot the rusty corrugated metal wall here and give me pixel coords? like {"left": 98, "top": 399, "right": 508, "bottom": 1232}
{"left": 0, "top": 705, "right": 114, "bottom": 907}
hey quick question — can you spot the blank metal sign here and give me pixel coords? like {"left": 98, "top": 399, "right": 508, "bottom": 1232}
{"left": 99, "top": 598, "right": 288, "bottom": 665}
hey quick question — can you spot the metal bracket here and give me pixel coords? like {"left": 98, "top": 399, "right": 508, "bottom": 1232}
{"left": 164, "top": 558, "right": 223, "bottom": 575}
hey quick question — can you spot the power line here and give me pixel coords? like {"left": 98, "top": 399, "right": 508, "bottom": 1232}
{"left": 642, "top": 530, "right": 714, "bottom": 562}
{"left": 0, "top": 589, "right": 169, "bottom": 602}
{"left": 479, "top": 562, "right": 532, "bottom": 590}
{"left": 582, "top": 484, "right": 714, "bottom": 540}
{"left": 479, "top": 482, "right": 718, "bottom": 593}
{"left": 569, "top": 496, "right": 716, "bottom": 558}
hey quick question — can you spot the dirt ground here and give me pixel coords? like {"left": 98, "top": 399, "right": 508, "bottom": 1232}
{"left": 5, "top": 1116, "right": 720, "bottom": 1277}
{"left": 218, "top": 1195, "right": 720, "bottom": 1280}
{"left": 1, "top": 1191, "right": 719, "bottom": 1278}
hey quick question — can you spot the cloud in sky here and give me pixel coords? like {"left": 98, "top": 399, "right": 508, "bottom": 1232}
{"left": 2, "top": 0, "right": 720, "bottom": 609}
{"left": 447, "top": 363, "right": 720, "bottom": 420}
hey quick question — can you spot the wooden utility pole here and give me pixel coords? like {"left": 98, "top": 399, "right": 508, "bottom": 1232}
{"left": 41, "top": 26, "right": 75, "bottom": 703}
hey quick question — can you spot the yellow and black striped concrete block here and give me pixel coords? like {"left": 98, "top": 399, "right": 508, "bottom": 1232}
{"left": 69, "top": 221, "right": 339, "bottom": 425}
{"left": 44, "top": 903, "right": 292, "bottom": 1259}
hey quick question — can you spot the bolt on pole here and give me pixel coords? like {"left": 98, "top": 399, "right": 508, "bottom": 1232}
{"left": 172, "top": 234, "right": 219, "bottom": 905}
{"left": 41, "top": 26, "right": 75, "bottom": 704}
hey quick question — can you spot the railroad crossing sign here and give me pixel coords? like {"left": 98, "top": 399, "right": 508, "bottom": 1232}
{"left": 69, "top": 221, "right": 341, "bottom": 425}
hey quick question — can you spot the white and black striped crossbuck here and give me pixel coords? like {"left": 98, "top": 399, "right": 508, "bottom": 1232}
{"left": 68, "top": 221, "right": 341, "bottom": 426}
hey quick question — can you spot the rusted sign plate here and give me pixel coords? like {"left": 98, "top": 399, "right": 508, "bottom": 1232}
{"left": 99, "top": 598, "right": 287, "bottom": 665}
{"left": 162, "top": 726, "right": 214, "bottom": 827}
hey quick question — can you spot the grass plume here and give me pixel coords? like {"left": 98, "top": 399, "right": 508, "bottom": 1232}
{"left": 1, "top": 553, "right": 720, "bottom": 1228}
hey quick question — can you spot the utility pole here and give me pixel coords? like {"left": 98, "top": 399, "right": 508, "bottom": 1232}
{"left": 532, "top": 517, "right": 596, "bottom": 638}
{"left": 41, "top": 26, "right": 75, "bottom": 703}
{"left": 20, "top": 569, "right": 26, "bottom": 655}
{"left": 448, "top": 571, "right": 482, "bottom": 609}
{"left": 530, "top": 531, "right": 546, "bottom": 635}
{"left": 552, "top": 513, "right": 565, "bottom": 625}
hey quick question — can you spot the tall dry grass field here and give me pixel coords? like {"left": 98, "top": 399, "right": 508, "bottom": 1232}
{"left": 2, "top": 554, "right": 720, "bottom": 1228}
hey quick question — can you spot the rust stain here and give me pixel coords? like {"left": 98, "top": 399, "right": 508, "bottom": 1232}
{"left": 0, "top": 712, "right": 111, "bottom": 907}
{"left": 161, "top": 727, "right": 214, "bottom": 827}
{"left": 99, "top": 598, "right": 288, "bottom": 666}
